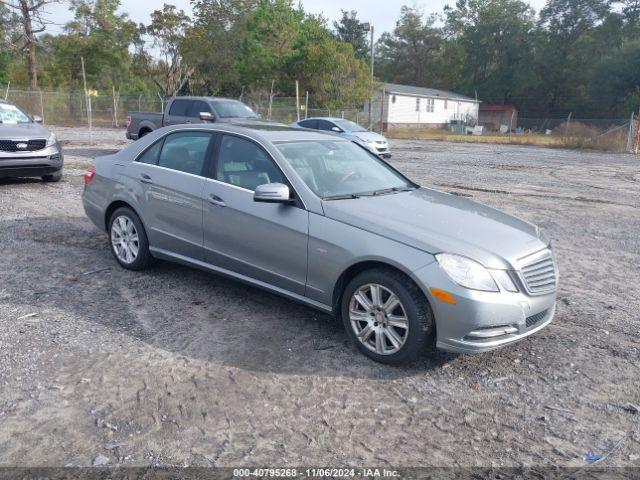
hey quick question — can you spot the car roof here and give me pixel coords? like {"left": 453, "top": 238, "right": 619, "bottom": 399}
{"left": 170, "top": 96, "right": 246, "bottom": 103}
{"left": 162, "top": 121, "right": 349, "bottom": 143}
{"left": 298, "top": 117, "right": 354, "bottom": 122}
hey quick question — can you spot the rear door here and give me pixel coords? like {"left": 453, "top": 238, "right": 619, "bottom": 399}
{"left": 126, "top": 130, "right": 215, "bottom": 260}
{"left": 202, "top": 134, "right": 309, "bottom": 295}
{"left": 164, "top": 99, "right": 192, "bottom": 126}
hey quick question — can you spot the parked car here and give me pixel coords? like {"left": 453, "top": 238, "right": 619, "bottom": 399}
{"left": 0, "top": 99, "right": 63, "bottom": 182}
{"left": 82, "top": 123, "right": 557, "bottom": 365}
{"left": 291, "top": 117, "right": 391, "bottom": 158}
{"left": 125, "top": 96, "right": 262, "bottom": 140}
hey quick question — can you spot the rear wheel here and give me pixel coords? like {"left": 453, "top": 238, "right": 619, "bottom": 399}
{"left": 42, "top": 170, "right": 62, "bottom": 182}
{"left": 108, "top": 207, "right": 154, "bottom": 270}
{"left": 341, "top": 268, "right": 435, "bottom": 365}
{"left": 138, "top": 128, "right": 151, "bottom": 139}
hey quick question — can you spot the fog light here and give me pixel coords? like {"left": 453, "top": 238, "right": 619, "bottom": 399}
{"left": 50, "top": 154, "right": 61, "bottom": 162}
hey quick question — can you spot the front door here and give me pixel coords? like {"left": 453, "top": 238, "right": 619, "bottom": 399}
{"left": 202, "top": 134, "right": 308, "bottom": 295}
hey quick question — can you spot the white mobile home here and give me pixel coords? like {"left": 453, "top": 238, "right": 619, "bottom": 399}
{"left": 371, "top": 83, "right": 480, "bottom": 130}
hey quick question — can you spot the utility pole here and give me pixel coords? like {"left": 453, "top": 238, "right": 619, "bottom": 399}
{"left": 368, "top": 24, "right": 375, "bottom": 129}
{"left": 81, "top": 57, "right": 92, "bottom": 144}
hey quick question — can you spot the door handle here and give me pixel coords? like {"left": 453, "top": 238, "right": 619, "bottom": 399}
{"left": 139, "top": 174, "right": 153, "bottom": 184}
{"left": 208, "top": 194, "right": 226, "bottom": 207}
{"left": 185, "top": 120, "right": 192, "bottom": 124}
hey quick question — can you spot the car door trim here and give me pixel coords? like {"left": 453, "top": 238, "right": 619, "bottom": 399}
{"left": 150, "top": 246, "right": 332, "bottom": 313}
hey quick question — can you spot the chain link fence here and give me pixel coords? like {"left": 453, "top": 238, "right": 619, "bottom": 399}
{"left": 4, "top": 87, "right": 637, "bottom": 152}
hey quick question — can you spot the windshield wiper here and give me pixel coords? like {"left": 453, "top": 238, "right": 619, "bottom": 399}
{"left": 367, "top": 186, "right": 416, "bottom": 196}
{"left": 324, "top": 193, "right": 360, "bottom": 200}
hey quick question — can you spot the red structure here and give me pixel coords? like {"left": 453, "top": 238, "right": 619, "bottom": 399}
{"left": 478, "top": 104, "right": 518, "bottom": 131}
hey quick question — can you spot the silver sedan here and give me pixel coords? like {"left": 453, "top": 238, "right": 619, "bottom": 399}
{"left": 82, "top": 123, "right": 557, "bottom": 364}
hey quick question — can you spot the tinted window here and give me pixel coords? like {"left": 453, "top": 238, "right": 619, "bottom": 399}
{"left": 334, "top": 119, "right": 367, "bottom": 132}
{"left": 158, "top": 131, "right": 212, "bottom": 175}
{"left": 137, "top": 140, "right": 163, "bottom": 165}
{"left": 210, "top": 100, "right": 258, "bottom": 119}
{"left": 298, "top": 119, "right": 318, "bottom": 129}
{"left": 188, "top": 101, "right": 211, "bottom": 118}
{"left": 318, "top": 120, "right": 338, "bottom": 131}
{"left": 216, "top": 135, "right": 284, "bottom": 191}
{"left": 168, "top": 100, "right": 189, "bottom": 116}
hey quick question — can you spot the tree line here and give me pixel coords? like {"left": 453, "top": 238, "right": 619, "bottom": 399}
{"left": 1, "top": 0, "right": 639, "bottom": 117}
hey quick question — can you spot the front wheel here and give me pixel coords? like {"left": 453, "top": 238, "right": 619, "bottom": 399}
{"left": 108, "top": 207, "right": 154, "bottom": 270}
{"left": 341, "top": 269, "right": 435, "bottom": 365}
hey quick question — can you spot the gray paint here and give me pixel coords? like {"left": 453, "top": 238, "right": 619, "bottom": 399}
{"left": 83, "top": 122, "right": 557, "bottom": 354}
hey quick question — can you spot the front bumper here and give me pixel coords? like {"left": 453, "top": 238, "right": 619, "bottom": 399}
{"left": 0, "top": 144, "right": 64, "bottom": 179}
{"left": 413, "top": 261, "right": 557, "bottom": 354}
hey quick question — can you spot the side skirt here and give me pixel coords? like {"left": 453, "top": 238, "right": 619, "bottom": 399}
{"left": 149, "top": 247, "right": 334, "bottom": 314}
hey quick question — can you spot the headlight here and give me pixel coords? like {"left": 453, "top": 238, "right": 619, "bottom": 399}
{"left": 435, "top": 253, "right": 499, "bottom": 292}
{"left": 46, "top": 132, "right": 57, "bottom": 147}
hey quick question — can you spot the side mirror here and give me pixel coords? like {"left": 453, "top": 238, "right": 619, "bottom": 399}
{"left": 32, "top": 115, "right": 43, "bottom": 124}
{"left": 254, "top": 183, "right": 292, "bottom": 203}
{"left": 331, "top": 126, "right": 342, "bottom": 132}
{"left": 199, "top": 112, "right": 214, "bottom": 122}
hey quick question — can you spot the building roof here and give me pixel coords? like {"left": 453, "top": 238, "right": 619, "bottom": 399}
{"left": 479, "top": 104, "right": 517, "bottom": 112}
{"left": 384, "top": 83, "right": 478, "bottom": 102}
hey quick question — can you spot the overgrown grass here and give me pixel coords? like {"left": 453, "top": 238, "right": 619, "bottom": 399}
{"left": 387, "top": 126, "right": 628, "bottom": 152}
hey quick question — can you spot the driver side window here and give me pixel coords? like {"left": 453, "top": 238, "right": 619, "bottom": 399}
{"left": 215, "top": 135, "right": 285, "bottom": 191}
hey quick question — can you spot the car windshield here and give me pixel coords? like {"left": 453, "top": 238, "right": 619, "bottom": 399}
{"left": 211, "top": 100, "right": 259, "bottom": 119}
{"left": 276, "top": 140, "right": 415, "bottom": 199}
{"left": 334, "top": 119, "right": 368, "bottom": 132}
{"left": 0, "top": 103, "right": 31, "bottom": 124}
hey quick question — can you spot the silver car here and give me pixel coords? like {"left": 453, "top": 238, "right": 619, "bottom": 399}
{"left": 82, "top": 123, "right": 557, "bottom": 365}
{"left": 0, "top": 100, "right": 63, "bottom": 181}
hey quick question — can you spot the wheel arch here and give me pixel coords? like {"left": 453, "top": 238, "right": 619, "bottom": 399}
{"left": 104, "top": 200, "right": 144, "bottom": 232}
{"left": 331, "top": 260, "right": 428, "bottom": 316}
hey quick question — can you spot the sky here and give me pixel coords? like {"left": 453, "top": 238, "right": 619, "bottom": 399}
{"left": 44, "top": 0, "right": 548, "bottom": 38}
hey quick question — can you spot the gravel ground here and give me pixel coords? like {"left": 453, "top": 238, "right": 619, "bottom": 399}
{"left": 0, "top": 127, "right": 639, "bottom": 469}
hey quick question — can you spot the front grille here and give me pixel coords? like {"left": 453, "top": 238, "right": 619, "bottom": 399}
{"left": 526, "top": 309, "right": 548, "bottom": 328}
{"left": 0, "top": 139, "right": 47, "bottom": 152}
{"left": 520, "top": 251, "right": 557, "bottom": 294}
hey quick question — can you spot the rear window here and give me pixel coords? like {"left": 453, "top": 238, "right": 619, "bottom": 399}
{"left": 211, "top": 100, "right": 258, "bottom": 119}
{"left": 168, "top": 100, "right": 189, "bottom": 116}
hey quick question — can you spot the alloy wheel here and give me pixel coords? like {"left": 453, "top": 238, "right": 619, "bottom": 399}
{"left": 348, "top": 283, "right": 409, "bottom": 355}
{"left": 111, "top": 215, "right": 140, "bottom": 264}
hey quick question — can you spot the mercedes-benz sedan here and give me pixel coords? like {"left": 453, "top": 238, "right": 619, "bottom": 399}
{"left": 82, "top": 123, "right": 557, "bottom": 365}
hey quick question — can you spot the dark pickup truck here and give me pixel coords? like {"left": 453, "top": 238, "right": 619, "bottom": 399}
{"left": 125, "top": 96, "right": 261, "bottom": 140}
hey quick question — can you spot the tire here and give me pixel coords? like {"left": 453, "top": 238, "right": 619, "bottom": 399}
{"left": 42, "top": 170, "right": 62, "bottom": 182}
{"left": 108, "top": 207, "right": 154, "bottom": 271}
{"left": 341, "top": 268, "right": 435, "bottom": 365}
{"left": 139, "top": 128, "right": 151, "bottom": 139}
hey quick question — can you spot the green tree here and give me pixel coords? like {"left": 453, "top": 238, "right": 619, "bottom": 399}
{"left": 535, "top": 0, "right": 612, "bottom": 113}
{"left": 138, "top": 4, "right": 193, "bottom": 100}
{"left": 590, "top": 40, "right": 640, "bottom": 116}
{"left": 333, "top": 10, "right": 370, "bottom": 59}
{"left": 444, "top": 0, "right": 536, "bottom": 104}
{"left": 375, "top": 6, "right": 447, "bottom": 89}
{"left": 237, "top": 0, "right": 370, "bottom": 107}
{"left": 45, "top": 0, "right": 137, "bottom": 91}
{"left": 183, "top": 0, "right": 258, "bottom": 95}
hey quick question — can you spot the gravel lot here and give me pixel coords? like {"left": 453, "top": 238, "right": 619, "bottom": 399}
{"left": 0, "top": 127, "right": 639, "bottom": 469}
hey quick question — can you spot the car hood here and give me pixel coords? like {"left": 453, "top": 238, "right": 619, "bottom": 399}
{"left": 0, "top": 122, "right": 50, "bottom": 139}
{"left": 351, "top": 131, "right": 387, "bottom": 142}
{"left": 322, "top": 187, "right": 547, "bottom": 269}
